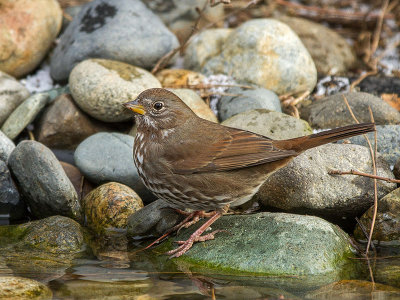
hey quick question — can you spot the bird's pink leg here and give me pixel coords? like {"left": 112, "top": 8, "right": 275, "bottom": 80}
{"left": 166, "top": 211, "right": 223, "bottom": 258}
{"left": 143, "top": 210, "right": 213, "bottom": 250}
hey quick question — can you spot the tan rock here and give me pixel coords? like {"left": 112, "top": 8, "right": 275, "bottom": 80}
{"left": 279, "top": 16, "right": 357, "bottom": 75}
{"left": 0, "top": 0, "right": 62, "bottom": 77}
{"left": 69, "top": 59, "right": 161, "bottom": 122}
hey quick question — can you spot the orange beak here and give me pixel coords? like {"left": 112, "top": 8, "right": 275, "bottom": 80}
{"left": 123, "top": 100, "right": 146, "bottom": 115}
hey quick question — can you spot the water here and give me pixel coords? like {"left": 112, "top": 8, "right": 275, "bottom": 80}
{"left": 1, "top": 238, "right": 400, "bottom": 299}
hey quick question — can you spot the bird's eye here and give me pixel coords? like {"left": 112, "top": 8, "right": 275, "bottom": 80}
{"left": 153, "top": 102, "right": 164, "bottom": 111}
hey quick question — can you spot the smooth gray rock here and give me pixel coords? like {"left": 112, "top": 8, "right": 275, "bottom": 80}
{"left": 166, "top": 212, "right": 356, "bottom": 281}
{"left": 202, "top": 19, "right": 317, "bottom": 95}
{"left": 217, "top": 87, "right": 282, "bottom": 121}
{"left": 0, "top": 71, "right": 30, "bottom": 126}
{"left": 338, "top": 125, "right": 400, "bottom": 165}
{"left": 8, "top": 141, "right": 81, "bottom": 221}
{"left": 1, "top": 93, "right": 49, "bottom": 140}
{"left": 222, "top": 109, "right": 312, "bottom": 140}
{"left": 0, "top": 161, "right": 23, "bottom": 221}
{"left": 0, "top": 130, "right": 15, "bottom": 162}
{"left": 258, "top": 144, "right": 396, "bottom": 219}
{"left": 50, "top": 0, "right": 179, "bottom": 81}
{"left": 69, "top": 59, "right": 161, "bottom": 122}
{"left": 301, "top": 92, "right": 400, "bottom": 129}
{"left": 127, "top": 199, "right": 182, "bottom": 237}
{"left": 74, "top": 132, "right": 154, "bottom": 201}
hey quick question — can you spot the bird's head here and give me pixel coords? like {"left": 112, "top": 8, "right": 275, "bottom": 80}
{"left": 123, "top": 88, "right": 196, "bottom": 131}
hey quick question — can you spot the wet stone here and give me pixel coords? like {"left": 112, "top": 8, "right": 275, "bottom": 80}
{"left": 18, "top": 215, "right": 84, "bottom": 254}
{"left": 127, "top": 199, "right": 183, "bottom": 237}
{"left": 0, "top": 160, "right": 24, "bottom": 222}
{"left": 0, "top": 276, "right": 53, "bottom": 299}
{"left": 354, "top": 188, "right": 400, "bottom": 242}
{"left": 83, "top": 182, "right": 144, "bottom": 235}
{"left": 165, "top": 212, "right": 356, "bottom": 281}
{"left": 8, "top": 140, "right": 81, "bottom": 221}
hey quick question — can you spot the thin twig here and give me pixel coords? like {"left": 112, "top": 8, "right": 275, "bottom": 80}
{"left": 329, "top": 169, "right": 400, "bottom": 184}
{"left": 28, "top": 130, "right": 35, "bottom": 141}
{"left": 367, "top": 0, "right": 389, "bottom": 64}
{"left": 350, "top": 70, "right": 378, "bottom": 91}
{"left": 275, "top": 0, "right": 394, "bottom": 26}
{"left": 355, "top": 217, "right": 377, "bottom": 253}
{"left": 340, "top": 95, "right": 378, "bottom": 285}
{"left": 366, "top": 107, "right": 378, "bottom": 257}
{"left": 350, "top": 0, "right": 390, "bottom": 91}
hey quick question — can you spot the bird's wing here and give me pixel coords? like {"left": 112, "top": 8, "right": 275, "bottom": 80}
{"left": 171, "top": 129, "right": 297, "bottom": 174}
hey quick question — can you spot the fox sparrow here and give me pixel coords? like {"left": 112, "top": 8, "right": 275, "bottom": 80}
{"left": 124, "top": 88, "right": 375, "bottom": 257}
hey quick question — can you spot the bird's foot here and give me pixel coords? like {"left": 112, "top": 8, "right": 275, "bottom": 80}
{"left": 166, "top": 212, "right": 223, "bottom": 258}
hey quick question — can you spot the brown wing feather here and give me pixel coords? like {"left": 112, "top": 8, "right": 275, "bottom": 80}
{"left": 172, "top": 129, "right": 297, "bottom": 174}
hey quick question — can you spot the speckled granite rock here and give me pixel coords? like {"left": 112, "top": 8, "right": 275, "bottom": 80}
{"left": 258, "top": 144, "right": 396, "bottom": 220}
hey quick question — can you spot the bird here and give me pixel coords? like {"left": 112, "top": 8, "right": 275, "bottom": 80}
{"left": 123, "top": 88, "right": 375, "bottom": 258}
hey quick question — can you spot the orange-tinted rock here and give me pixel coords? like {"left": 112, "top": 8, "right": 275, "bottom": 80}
{"left": 155, "top": 69, "right": 205, "bottom": 88}
{"left": 83, "top": 182, "right": 144, "bottom": 235}
{"left": 0, "top": 0, "right": 62, "bottom": 77}
{"left": 36, "top": 94, "right": 109, "bottom": 149}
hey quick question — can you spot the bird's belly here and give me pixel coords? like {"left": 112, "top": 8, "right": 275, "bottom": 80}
{"left": 137, "top": 162, "right": 267, "bottom": 211}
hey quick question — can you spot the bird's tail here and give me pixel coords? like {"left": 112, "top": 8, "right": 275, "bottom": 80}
{"left": 275, "top": 123, "right": 376, "bottom": 152}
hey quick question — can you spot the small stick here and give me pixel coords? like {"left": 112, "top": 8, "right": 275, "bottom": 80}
{"left": 366, "top": 107, "right": 378, "bottom": 257}
{"left": 329, "top": 169, "right": 400, "bottom": 184}
{"left": 28, "top": 130, "right": 35, "bottom": 141}
{"left": 355, "top": 217, "right": 377, "bottom": 253}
